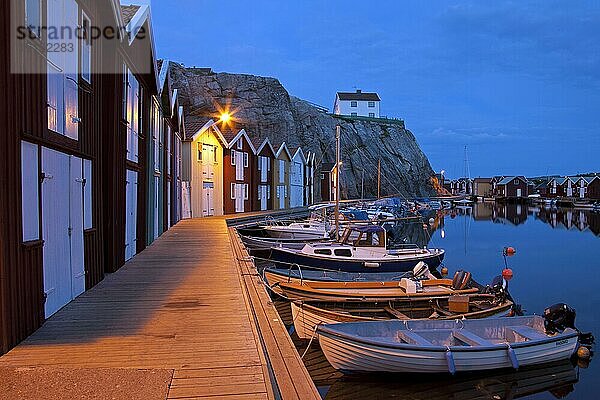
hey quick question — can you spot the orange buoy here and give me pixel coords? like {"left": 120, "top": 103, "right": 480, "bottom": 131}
{"left": 505, "top": 247, "right": 516, "bottom": 256}
{"left": 440, "top": 267, "right": 448, "bottom": 276}
{"left": 502, "top": 268, "right": 513, "bottom": 280}
{"left": 577, "top": 346, "right": 591, "bottom": 360}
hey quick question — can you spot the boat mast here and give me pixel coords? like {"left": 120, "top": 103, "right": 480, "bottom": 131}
{"left": 335, "top": 125, "right": 341, "bottom": 241}
{"left": 377, "top": 159, "right": 381, "bottom": 199}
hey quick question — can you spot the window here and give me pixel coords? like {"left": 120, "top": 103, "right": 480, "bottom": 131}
{"left": 237, "top": 138, "right": 243, "bottom": 150}
{"left": 369, "top": 113, "right": 375, "bottom": 117}
{"left": 166, "top": 125, "right": 171, "bottom": 175}
{"left": 350, "top": 101, "right": 357, "bottom": 107}
{"left": 334, "top": 249, "right": 352, "bottom": 257}
{"left": 244, "top": 152, "right": 249, "bottom": 167}
{"left": 124, "top": 68, "right": 141, "bottom": 162}
{"left": 514, "top": 179, "right": 519, "bottom": 185}
{"left": 231, "top": 183, "right": 236, "bottom": 199}
{"left": 83, "top": 159, "right": 92, "bottom": 229}
{"left": 351, "top": 112, "right": 357, "bottom": 116}
{"left": 257, "top": 156, "right": 261, "bottom": 170}
{"left": 314, "top": 249, "right": 332, "bottom": 255}
{"left": 152, "top": 100, "right": 161, "bottom": 172}
{"left": 368, "top": 101, "right": 375, "bottom": 107}
{"left": 21, "top": 141, "right": 40, "bottom": 241}
{"left": 25, "top": 0, "right": 41, "bottom": 38}
{"left": 231, "top": 150, "right": 236, "bottom": 165}
{"left": 197, "top": 142, "right": 202, "bottom": 161}
{"left": 267, "top": 185, "right": 271, "bottom": 199}
{"left": 244, "top": 184, "right": 249, "bottom": 200}
{"left": 47, "top": 0, "right": 79, "bottom": 139}
{"left": 81, "top": 12, "right": 91, "bottom": 82}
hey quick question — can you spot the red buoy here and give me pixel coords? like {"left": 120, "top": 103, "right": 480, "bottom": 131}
{"left": 502, "top": 268, "right": 513, "bottom": 280}
{"left": 505, "top": 247, "right": 516, "bottom": 256}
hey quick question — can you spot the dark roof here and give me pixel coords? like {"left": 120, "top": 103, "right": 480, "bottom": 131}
{"left": 321, "top": 162, "right": 336, "bottom": 172}
{"left": 473, "top": 178, "right": 492, "bottom": 183}
{"left": 216, "top": 122, "right": 240, "bottom": 144}
{"left": 498, "top": 176, "right": 527, "bottom": 185}
{"left": 337, "top": 91, "right": 380, "bottom": 101}
{"left": 183, "top": 117, "right": 209, "bottom": 140}
{"left": 121, "top": 5, "right": 141, "bottom": 25}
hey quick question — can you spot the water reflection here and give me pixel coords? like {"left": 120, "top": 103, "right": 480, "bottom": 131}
{"left": 386, "top": 203, "right": 600, "bottom": 248}
{"left": 324, "top": 360, "right": 578, "bottom": 400}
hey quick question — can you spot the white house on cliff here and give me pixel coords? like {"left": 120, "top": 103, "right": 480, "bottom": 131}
{"left": 333, "top": 90, "right": 381, "bottom": 118}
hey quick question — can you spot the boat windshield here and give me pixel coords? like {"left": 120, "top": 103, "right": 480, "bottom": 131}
{"left": 340, "top": 227, "right": 386, "bottom": 248}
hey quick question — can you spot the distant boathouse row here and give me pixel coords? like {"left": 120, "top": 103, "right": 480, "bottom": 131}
{"left": 0, "top": 0, "right": 316, "bottom": 355}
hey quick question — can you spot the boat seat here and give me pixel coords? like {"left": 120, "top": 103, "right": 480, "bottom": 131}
{"left": 397, "top": 330, "right": 432, "bottom": 346}
{"left": 452, "top": 329, "right": 494, "bottom": 346}
{"left": 507, "top": 325, "right": 547, "bottom": 341}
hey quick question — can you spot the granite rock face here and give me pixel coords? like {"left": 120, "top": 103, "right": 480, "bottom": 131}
{"left": 169, "top": 62, "right": 436, "bottom": 199}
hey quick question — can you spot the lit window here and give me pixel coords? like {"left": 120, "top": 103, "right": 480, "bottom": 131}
{"left": 197, "top": 142, "right": 202, "bottom": 161}
{"left": 350, "top": 101, "right": 357, "bottom": 107}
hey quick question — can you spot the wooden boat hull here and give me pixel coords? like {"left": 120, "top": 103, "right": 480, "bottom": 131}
{"left": 317, "top": 317, "right": 578, "bottom": 374}
{"left": 263, "top": 268, "right": 411, "bottom": 296}
{"left": 268, "top": 247, "right": 444, "bottom": 273}
{"left": 292, "top": 299, "right": 513, "bottom": 340}
{"left": 278, "top": 280, "right": 477, "bottom": 302}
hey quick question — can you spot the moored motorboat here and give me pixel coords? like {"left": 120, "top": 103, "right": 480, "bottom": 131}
{"left": 317, "top": 315, "right": 579, "bottom": 374}
{"left": 263, "top": 267, "right": 412, "bottom": 290}
{"left": 267, "top": 225, "right": 445, "bottom": 273}
{"left": 240, "top": 234, "right": 330, "bottom": 251}
{"left": 262, "top": 220, "right": 333, "bottom": 240}
{"left": 292, "top": 294, "right": 514, "bottom": 340}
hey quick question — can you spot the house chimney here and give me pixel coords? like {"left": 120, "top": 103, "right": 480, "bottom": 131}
{"left": 356, "top": 89, "right": 361, "bottom": 93}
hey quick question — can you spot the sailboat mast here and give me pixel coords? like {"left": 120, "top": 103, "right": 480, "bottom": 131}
{"left": 335, "top": 125, "right": 341, "bottom": 241}
{"left": 377, "top": 159, "right": 381, "bottom": 199}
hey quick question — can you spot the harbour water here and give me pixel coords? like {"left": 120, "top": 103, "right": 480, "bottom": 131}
{"left": 281, "top": 202, "right": 600, "bottom": 399}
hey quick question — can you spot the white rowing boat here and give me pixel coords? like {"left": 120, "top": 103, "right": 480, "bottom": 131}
{"left": 317, "top": 316, "right": 578, "bottom": 374}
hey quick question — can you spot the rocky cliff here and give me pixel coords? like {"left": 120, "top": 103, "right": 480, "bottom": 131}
{"left": 168, "top": 62, "right": 436, "bottom": 199}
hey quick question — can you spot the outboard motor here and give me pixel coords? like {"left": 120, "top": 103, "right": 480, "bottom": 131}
{"left": 412, "top": 261, "right": 432, "bottom": 280}
{"left": 452, "top": 270, "right": 472, "bottom": 290}
{"left": 544, "top": 303, "right": 577, "bottom": 334}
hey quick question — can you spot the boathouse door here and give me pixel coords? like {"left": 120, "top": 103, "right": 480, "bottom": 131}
{"left": 259, "top": 185, "right": 268, "bottom": 210}
{"left": 203, "top": 181, "right": 214, "bottom": 216}
{"left": 41, "top": 148, "right": 86, "bottom": 318}
{"left": 125, "top": 169, "right": 138, "bottom": 261}
{"left": 234, "top": 184, "right": 245, "bottom": 213}
{"left": 516, "top": 188, "right": 522, "bottom": 197}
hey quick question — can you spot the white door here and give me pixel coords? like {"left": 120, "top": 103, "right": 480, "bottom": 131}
{"left": 125, "top": 169, "right": 138, "bottom": 261}
{"left": 516, "top": 188, "right": 522, "bottom": 197}
{"left": 580, "top": 187, "right": 585, "bottom": 198}
{"left": 278, "top": 185, "right": 285, "bottom": 208}
{"left": 203, "top": 181, "right": 214, "bottom": 216}
{"left": 236, "top": 151, "right": 244, "bottom": 181}
{"left": 181, "top": 181, "right": 191, "bottom": 219}
{"left": 567, "top": 185, "right": 572, "bottom": 197}
{"left": 42, "top": 148, "right": 72, "bottom": 318}
{"left": 235, "top": 184, "right": 244, "bottom": 213}
{"left": 153, "top": 175, "right": 159, "bottom": 240}
{"left": 259, "top": 185, "right": 268, "bottom": 211}
{"left": 69, "top": 156, "right": 85, "bottom": 299}
{"left": 260, "top": 157, "right": 268, "bottom": 182}
{"left": 202, "top": 144, "right": 215, "bottom": 179}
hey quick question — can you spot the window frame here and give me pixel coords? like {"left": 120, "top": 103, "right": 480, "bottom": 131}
{"left": 81, "top": 11, "right": 92, "bottom": 83}
{"left": 25, "top": 0, "right": 42, "bottom": 39}
{"left": 350, "top": 101, "right": 357, "bottom": 107}
{"left": 368, "top": 101, "right": 375, "bottom": 107}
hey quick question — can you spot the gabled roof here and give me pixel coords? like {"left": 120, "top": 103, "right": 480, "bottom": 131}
{"left": 184, "top": 117, "right": 228, "bottom": 146}
{"left": 256, "top": 137, "right": 276, "bottom": 156}
{"left": 121, "top": 3, "right": 159, "bottom": 91}
{"left": 223, "top": 127, "right": 257, "bottom": 153}
{"left": 336, "top": 91, "right": 380, "bottom": 102}
{"left": 275, "top": 142, "right": 292, "bottom": 160}
{"left": 498, "top": 176, "right": 527, "bottom": 185}
{"left": 120, "top": 4, "right": 140, "bottom": 25}
{"left": 290, "top": 147, "right": 307, "bottom": 164}
{"left": 574, "top": 175, "right": 598, "bottom": 184}
{"left": 558, "top": 176, "right": 576, "bottom": 185}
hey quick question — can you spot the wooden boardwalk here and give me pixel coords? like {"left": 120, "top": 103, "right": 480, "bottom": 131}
{"left": 0, "top": 217, "right": 319, "bottom": 400}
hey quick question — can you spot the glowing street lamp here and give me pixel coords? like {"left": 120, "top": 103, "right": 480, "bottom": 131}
{"left": 219, "top": 112, "right": 231, "bottom": 123}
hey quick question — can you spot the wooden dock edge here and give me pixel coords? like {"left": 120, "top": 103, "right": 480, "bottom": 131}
{"left": 228, "top": 227, "right": 321, "bottom": 400}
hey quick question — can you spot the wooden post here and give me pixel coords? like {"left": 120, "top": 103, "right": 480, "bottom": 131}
{"left": 335, "top": 126, "right": 341, "bottom": 242}
{"left": 377, "top": 159, "right": 381, "bottom": 199}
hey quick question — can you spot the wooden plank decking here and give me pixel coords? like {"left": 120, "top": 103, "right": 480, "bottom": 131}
{"left": 0, "top": 217, "right": 319, "bottom": 400}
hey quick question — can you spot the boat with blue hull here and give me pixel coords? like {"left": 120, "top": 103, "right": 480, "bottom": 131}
{"left": 267, "top": 225, "right": 444, "bottom": 273}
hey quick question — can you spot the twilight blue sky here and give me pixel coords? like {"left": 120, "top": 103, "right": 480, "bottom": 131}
{"left": 148, "top": 0, "right": 600, "bottom": 178}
